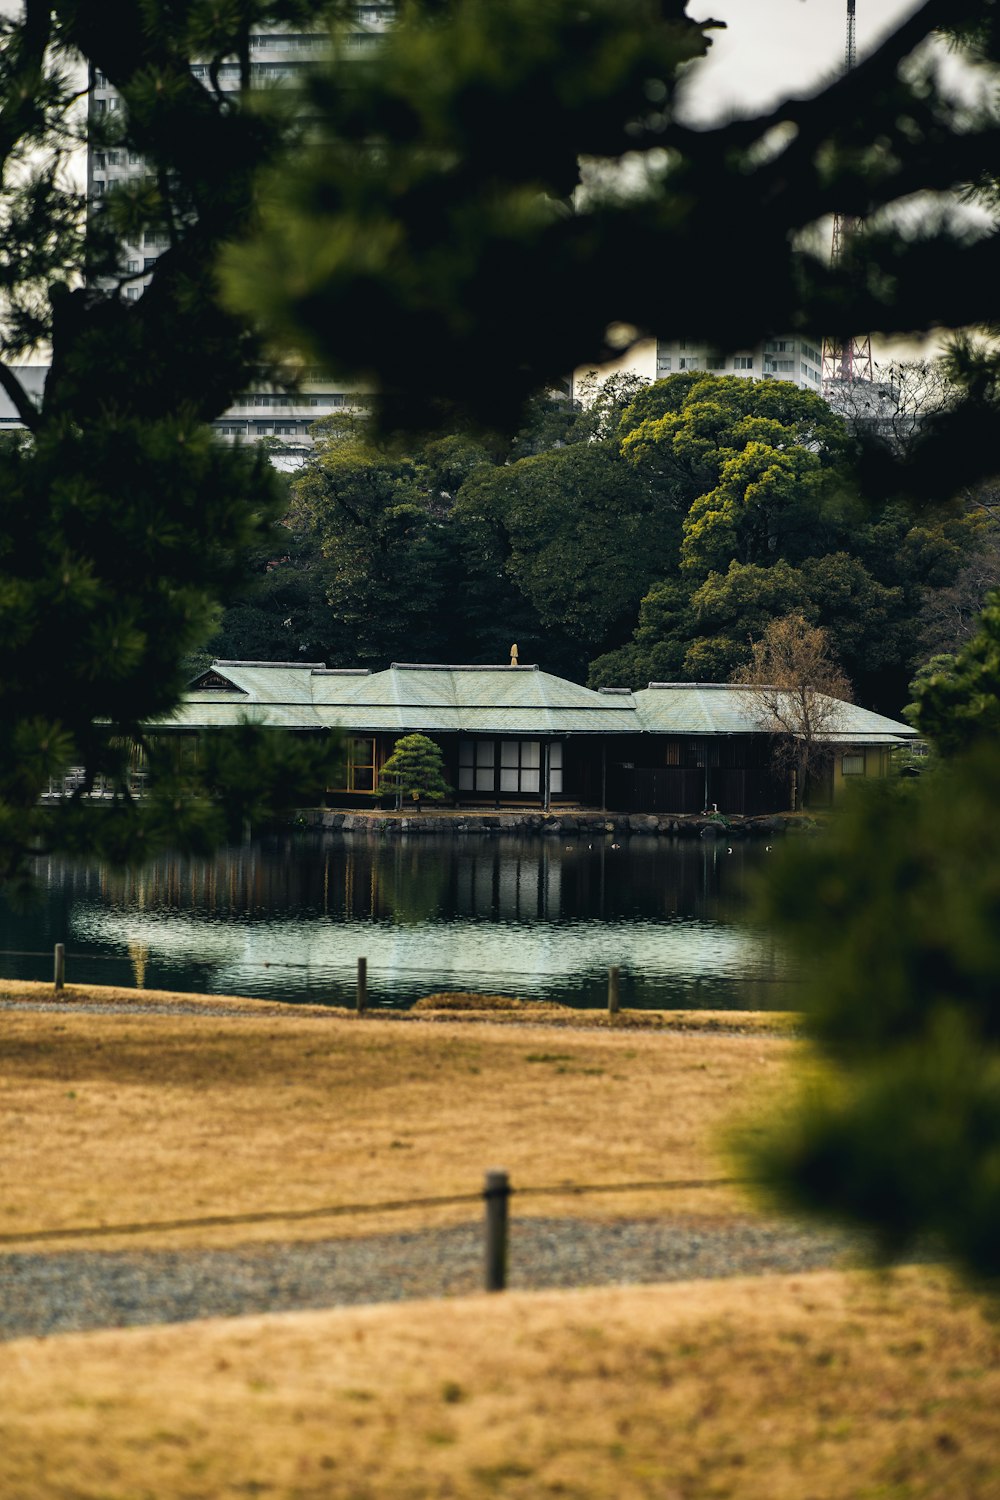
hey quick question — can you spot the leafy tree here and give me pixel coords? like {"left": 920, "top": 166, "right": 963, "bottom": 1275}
{"left": 907, "top": 595, "right": 1000, "bottom": 756}
{"left": 914, "top": 524, "right": 1000, "bottom": 658}
{"left": 455, "top": 441, "right": 678, "bottom": 654}
{"left": 289, "top": 435, "right": 461, "bottom": 667}
{"left": 745, "top": 746, "right": 1000, "bottom": 1280}
{"left": 588, "top": 577, "right": 692, "bottom": 689}
{"left": 376, "top": 733, "right": 450, "bottom": 809}
{"left": 732, "top": 615, "right": 853, "bottom": 809}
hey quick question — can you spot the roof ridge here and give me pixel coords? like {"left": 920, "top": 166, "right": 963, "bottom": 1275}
{"left": 214, "top": 659, "right": 326, "bottom": 669}
{"left": 388, "top": 663, "right": 539, "bottom": 672}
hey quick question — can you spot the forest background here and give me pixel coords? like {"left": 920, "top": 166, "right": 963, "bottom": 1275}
{"left": 211, "top": 366, "right": 996, "bottom": 716}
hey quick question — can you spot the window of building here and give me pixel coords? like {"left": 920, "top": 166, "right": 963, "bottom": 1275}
{"left": 733, "top": 356, "right": 754, "bottom": 370}
{"left": 765, "top": 339, "right": 795, "bottom": 353}
{"left": 656, "top": 356, "right": 672, "bottom": 373}
{"left": 329, "top": 737, "right": 377, "bottom": 793}
{"left": 705, "top": 355, "right": 727, "bottom": 370}
{"left": 124, "top": 287, "right": 141, "bottom": 300}
{"left": 842, "top": 753, "right": 865, "bottom": 776}
{"left": 459, "top": 740, "right": 495, "bottom": 792}
{"left": 678, "top": 357, "right": 699, "bottom": 370}
{"left": 459, "top": 739, "right": 561, "bottom": 794}
{"left": 501, "top": 739, "right": 540, "bottom": 792}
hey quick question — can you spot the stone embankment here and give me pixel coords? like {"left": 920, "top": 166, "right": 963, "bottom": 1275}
{"left": 298, "top": 809, "right": 815, "bottom": 838}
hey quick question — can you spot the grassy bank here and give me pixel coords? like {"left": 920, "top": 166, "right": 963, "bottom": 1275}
{"left": 1, "top": 1267, "right": 997, "bottom": 1498}
{"left": 0, "top": 978, "right": 800, "bottom": 1032}
{"left": 0, "top": 998, "right": 799, "bottom": 1250}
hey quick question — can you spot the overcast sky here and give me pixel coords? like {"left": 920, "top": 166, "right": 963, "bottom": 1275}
{"left": 679, "top": 0, "right": 928, "bottom": 122}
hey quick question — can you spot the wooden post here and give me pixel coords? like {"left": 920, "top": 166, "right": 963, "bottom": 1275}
{"left": 608, "top": 965, "right": 621, "bottom": 1017}
{"left": 53, "top": 943, "right": 65, "bottom": 993}
{"left": 356, "top": 956, "right": 367, "bottom": 1014}
{"left": 483, "top": 1168, "right": 510, "bottom": 1292}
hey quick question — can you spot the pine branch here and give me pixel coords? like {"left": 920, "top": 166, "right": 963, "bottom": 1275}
{"left": 0, "top": 359, "right": 40, "bottom": 431}
{"left": 0, "top": 0, "right": 52, "bottom": 174}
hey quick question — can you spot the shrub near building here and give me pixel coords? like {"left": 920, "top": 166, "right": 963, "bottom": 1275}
{"left": 375, "top": 733, "right": 451, "bottom": 810}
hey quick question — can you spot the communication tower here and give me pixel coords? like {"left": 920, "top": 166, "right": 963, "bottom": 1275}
{"left": 822, "top": 0, "right": 874, "bottom": 390}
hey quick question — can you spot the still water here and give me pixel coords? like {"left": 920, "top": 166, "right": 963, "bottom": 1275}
{"left": 0, "top": 832, "right": 801, "bottom": 1010}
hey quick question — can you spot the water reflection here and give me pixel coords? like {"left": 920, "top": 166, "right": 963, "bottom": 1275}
{"left": 1, "top": 833, "right": 800, "bottom": 1010}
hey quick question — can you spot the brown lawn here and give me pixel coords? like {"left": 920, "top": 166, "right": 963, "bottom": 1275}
{"left": 0, "top": 990, "right": 799, "bottom": 1250}
{"left": 1, "top": 1267, "right": 997, "bottom": 1499}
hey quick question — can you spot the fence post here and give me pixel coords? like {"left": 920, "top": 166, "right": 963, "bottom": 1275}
{"left": 53, "top": 943, "right": 65, "bottom": 994}
{"left": 608, "top": 965, "right": 621, "bottom": 1017}
{"left": 356, "top": 956, "right": 367, "bottom": 1014}
{"left": 483, "top": 1168, "right": 510, "bottom": 1292}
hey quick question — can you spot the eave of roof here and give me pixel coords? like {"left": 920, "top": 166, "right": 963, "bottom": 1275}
{"left": 175, "top": 665, "right": 917, "bottom": 741}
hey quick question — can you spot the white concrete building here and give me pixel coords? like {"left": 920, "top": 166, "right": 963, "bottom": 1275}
{"left": 574, "top": 334, "right": 824, "bottom": 398}
{"left": 87, "top": 15, "right": 392, "bottom": 451}
{"left": 654, "top": 336, "right": 824, "bottom": 392}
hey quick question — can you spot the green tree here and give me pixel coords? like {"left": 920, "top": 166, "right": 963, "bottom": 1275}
{"left": 0, "top": 2, "right": 347, "bottom": 883}
{"left": 745, "top": 749, "right": 1000, "bottom": 1280}
{"left": 376, "top": 733, "right": 450, "bottom": 809}
{"left": 907, "top": 595, "right": 1000, "bottom": 756}
{"left": 289, "top": 435, "right": 461, "bottom": 667}
{"left": 455, "top": 441, "right": 678, "bottom": 655}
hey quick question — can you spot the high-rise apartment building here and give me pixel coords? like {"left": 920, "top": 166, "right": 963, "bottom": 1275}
{"left": 654, "top": 336, "right": 824, "bottom": 392}
{"left": 86, "top": 14, "right": 394, "bottom": 454}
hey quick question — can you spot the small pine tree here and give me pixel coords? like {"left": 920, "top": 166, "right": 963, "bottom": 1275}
{"left": 375, "top": 734, "right": 451, "bottom": 809}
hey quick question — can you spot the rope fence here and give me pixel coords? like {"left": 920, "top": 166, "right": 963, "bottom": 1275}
{"left": 1, "top": 943, "right": 801, "bottom": 1021}
{"left": 0, "top": 945, "right": 802, "bottom": 983}
{"left": 0, "top": 1170, "right": 746, "bottom": 1290}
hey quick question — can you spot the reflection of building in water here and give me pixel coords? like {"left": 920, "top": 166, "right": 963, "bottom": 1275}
{"left": 456, "top": 845, "right": 562, "bottom": 922}
{"left": 56, "top": 832, "right": 743, "bottom": 929}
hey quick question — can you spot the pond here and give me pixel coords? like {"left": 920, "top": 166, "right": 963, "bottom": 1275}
{"left": 0, "top": 831, "right": 802, "bottom": 1010}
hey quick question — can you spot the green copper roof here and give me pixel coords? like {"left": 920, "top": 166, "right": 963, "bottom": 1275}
{"left": 171, "top": 663, "right": 916, "bottom": 743}
{"left": 174, "top": 662, "right": 638, "bottom": 734}
{"left": 633, "top": 683, "right": 916, "bottom": 743}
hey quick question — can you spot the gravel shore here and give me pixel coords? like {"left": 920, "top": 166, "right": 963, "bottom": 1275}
{"left": 1, "top": 1216, "right": 862, "bottom": 1341}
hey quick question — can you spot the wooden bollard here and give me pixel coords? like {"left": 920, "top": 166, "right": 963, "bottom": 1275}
{"left": 608, "top": 965, "right": 621, "bottom": 1017}
{"left": 483, "top": 1168, "right": 510, "bottom": 1292}
{"left": 356, "top": 956, "right": 367, "bottom": 1014}
{"left": 54, "top": 943, "right": 65, "bottom": 993}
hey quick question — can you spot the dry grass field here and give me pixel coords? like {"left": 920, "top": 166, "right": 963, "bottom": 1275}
{"left": 2, "top": 1267, "right": 998, "bottom": 1499}
{"left": 0, "top": 987, "right": 797, "bottom": 1250}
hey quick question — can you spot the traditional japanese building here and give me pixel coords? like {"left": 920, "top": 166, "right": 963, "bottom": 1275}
{"left": 172, "top": 660, "right": 918, "bottom": 815}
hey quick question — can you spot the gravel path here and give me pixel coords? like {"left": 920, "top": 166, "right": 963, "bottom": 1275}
{"left": 1, "top": 1216, "right": 862, "bottom": 1341}
{"left": 0, "top": 999, "right": 300, "bottom": 1019}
